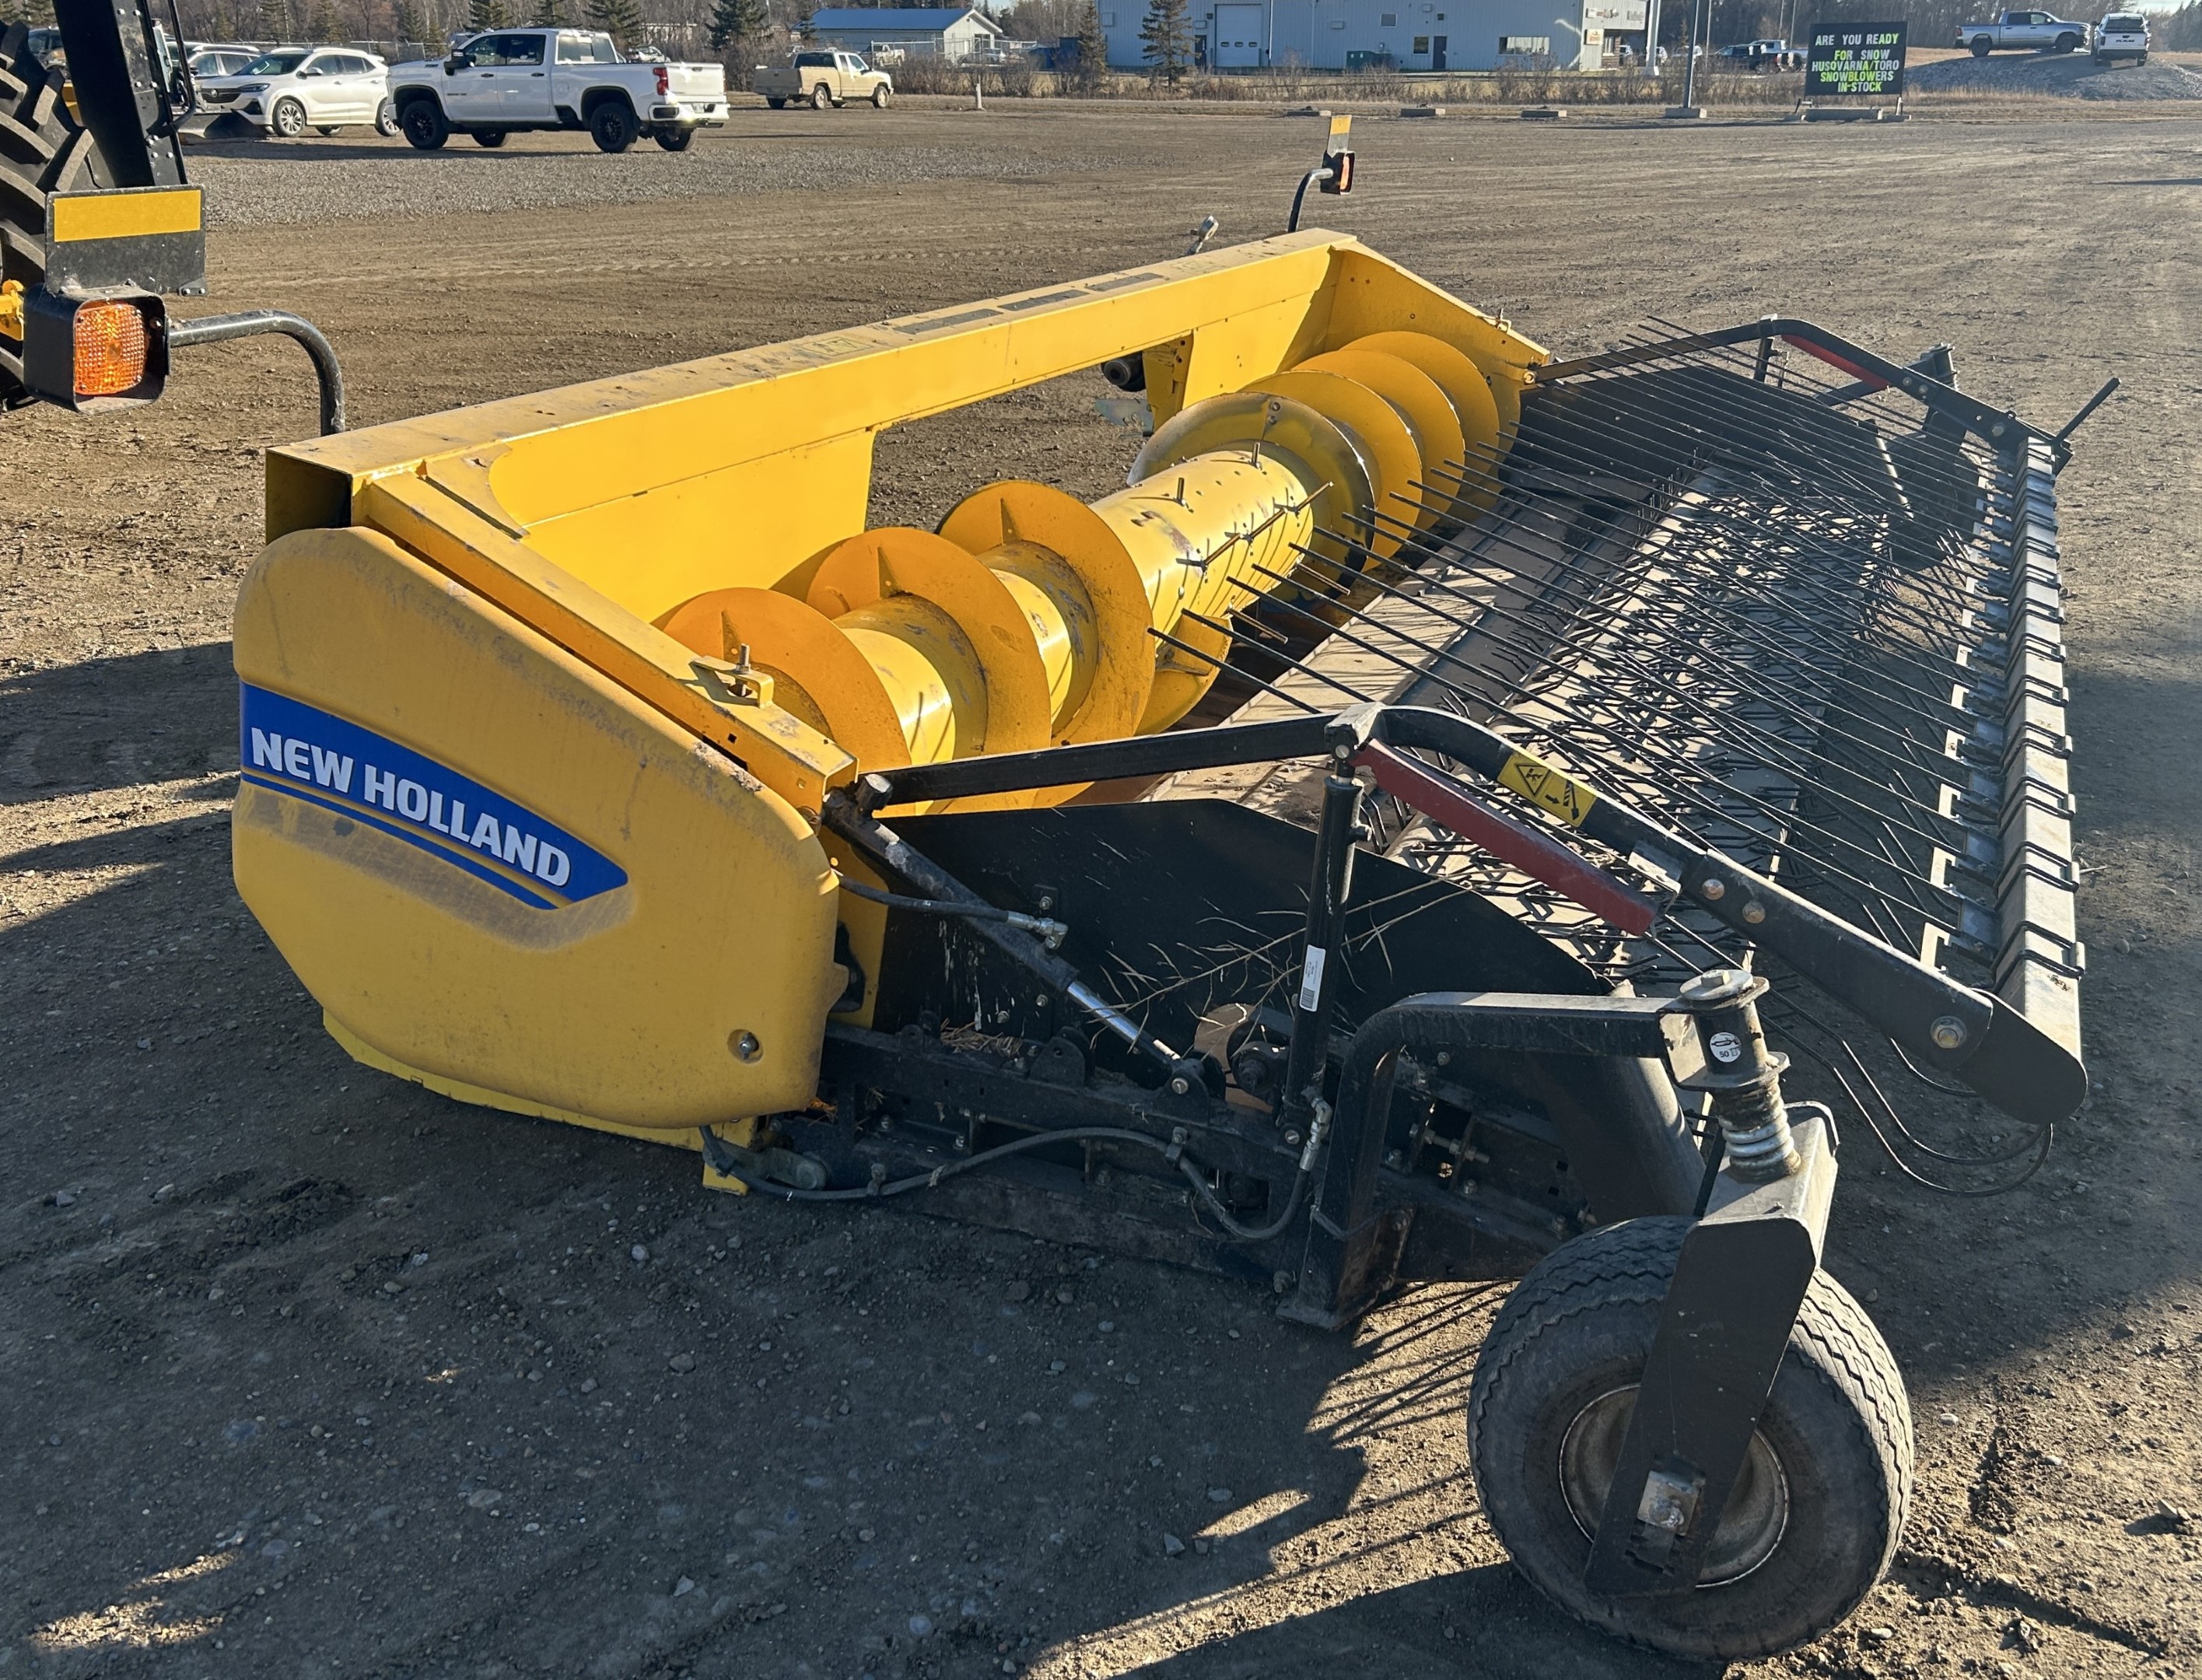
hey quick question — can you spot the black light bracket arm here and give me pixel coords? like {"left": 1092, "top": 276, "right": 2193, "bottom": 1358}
{"left": 166, "top": 310, "right": 345, "bottom": 434}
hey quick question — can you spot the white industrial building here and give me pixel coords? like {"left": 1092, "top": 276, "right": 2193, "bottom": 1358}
{"left": 1097, "top": 0, "right": 1646, "bottom": 72}
{"left": 804, "top": 7, "right": 1006, "bottom": 62}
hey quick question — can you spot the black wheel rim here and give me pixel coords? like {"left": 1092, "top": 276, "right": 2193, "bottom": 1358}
{"left": 1556, "top": 1386, "right": 1791, "bottom": 1586}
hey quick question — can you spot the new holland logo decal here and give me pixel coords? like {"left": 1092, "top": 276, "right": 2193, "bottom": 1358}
{"left": 239, "top": 685, "right": 627, "bottom": 910}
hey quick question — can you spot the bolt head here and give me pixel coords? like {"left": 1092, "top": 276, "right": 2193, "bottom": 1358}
{"left": 1700, "top": 876, "right": 1728, "bottom": 901}
{"left": 1742, "top": 900, "right": 1766, "bottom": 926}
{"left": 1931, "top": 1014, "right": 1968, "bottom": 1052}
{"left": 730, "top": 1031, "right": 762, "bottom": 1062}
{"left": 1283, "top": 1129, "right": 1302, "bottom": 1147}
{"left": 1169, "top": 1076, "right": 1192, "bottom": 1096}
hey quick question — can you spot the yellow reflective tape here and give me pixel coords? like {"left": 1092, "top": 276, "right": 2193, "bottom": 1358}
{"left": 1328, "top": 114, "right": 1353, "bottom": 143}
{"left": 1497, "top": 751, "right": 1598, "bottom": 826}
{"left": 50, "top": 187, "right": 203, "bottom": 243}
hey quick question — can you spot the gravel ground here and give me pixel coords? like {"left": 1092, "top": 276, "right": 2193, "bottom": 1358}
{"left": 5, "top": 103, "right": 2202, "bottom": 1680}
{"left": 187, "top": 117, "right": 1119, "bottom": 229}
{"left": 1910, "top": 53, "right": 2202, "bottom": 99}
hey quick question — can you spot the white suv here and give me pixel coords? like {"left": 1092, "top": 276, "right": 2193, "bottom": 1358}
{"left": 2093, "top": 12, "right": 2148, "bottom": 63}
{"left": 196, "top": 46, "right": 395, "bottom": 137}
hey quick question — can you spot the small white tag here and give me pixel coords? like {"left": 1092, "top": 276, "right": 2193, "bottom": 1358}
{"left": 1707, "top": 1030, "right": 1743, "bottom": 1064}
{"left": 1297, "top": 945, "right": 1329, "bottom": 1012}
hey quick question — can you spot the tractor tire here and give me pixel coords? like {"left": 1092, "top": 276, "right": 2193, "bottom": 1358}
{"left": 809, "top": 81, "right": 831, "bottom": 110}
{"left": 870, "top": 82, "right": 891, "bottom": 107}
{"left": 1969, "top": 33, "right": 1991, "bottom": 54}
{"left": 0, "top": 26, "right": 106, "bottom": 407}
{"left": 1466, "top": 1217, "right": 1912, "bottom": 1661}
{"left": 272, "top": 96, "right": 307, "bottom": 138}
{"left": 590, "top": 100, "right": 636, "bottom": 152}
{"left": 473, "top": 128, "right": 506, "bottom": 147}
{"left": 401, "top": 98, "right": 448, "bottom": 150}
{"left": 653, "top": 125, "right": 693, "bottom": 150}
{"left": 376, "top": 97, "right": 398, "bottom": 135}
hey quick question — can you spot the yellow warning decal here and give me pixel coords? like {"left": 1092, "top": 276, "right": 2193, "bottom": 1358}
{"left": 51, "top": 187, "right": 203, "bottom": 243}
{"left": 1498, "top": 751, "right": 1598, "bottom": 826}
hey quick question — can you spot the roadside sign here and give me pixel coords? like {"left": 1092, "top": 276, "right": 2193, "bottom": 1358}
{"left": 1805, "top": 23, "right": 1907, "bottom": 96}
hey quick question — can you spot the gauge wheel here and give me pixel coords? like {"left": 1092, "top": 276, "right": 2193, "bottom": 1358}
{"left": 871, "top": 82, "right": 891, "bottom": 107}
{"left": 1467, "top": 1217, "right": 1912, "bottom": 1661}
{"left": 271, "top": 96, "right": 306, "bottom": 137}
{"left": 1969, "top": 34, "right": 1990, "bottom": 54}
{"left": 375, "top": 97, "right": 398, "bottom": 135}
{"left": 400, "top": 97, "right": 447, "bottom": 149}
{"left": 590, "top": 100, "right": 636, "bottom": 152}
{"left": 0, "top": 25, "right": 104, "bottom": 407}
{"left": 810, "top": 81, "right": 832, "bottom": 109}
{"left": 473, "top": 128, "right": 506, "bottom": 147}
{"left": 653, "top": 125, "right": 694, "bottom": 150}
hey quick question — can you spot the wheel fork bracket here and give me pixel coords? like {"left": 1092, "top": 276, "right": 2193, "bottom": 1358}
{"left": 1583, "top": 1112, "right": 1838, "bottom": 1597}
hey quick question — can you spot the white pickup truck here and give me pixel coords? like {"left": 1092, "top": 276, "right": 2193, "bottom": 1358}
{"left": 1956, "top": 11, "right": 2092, "bottom": 54}
{"left": 388, "top": 27, "right": 727, "bottom": 153}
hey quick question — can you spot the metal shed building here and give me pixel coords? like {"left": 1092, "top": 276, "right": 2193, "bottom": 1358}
{"left": 1098, "top": 0, "right": 1638, "bottom": 72}
{"left": 805, "top": 6, "right": 1006, "bottom": 61}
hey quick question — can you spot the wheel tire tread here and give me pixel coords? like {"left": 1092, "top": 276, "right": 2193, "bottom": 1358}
{"left": 1467, "top": 1216, "right": 1911, "bottom": 1661}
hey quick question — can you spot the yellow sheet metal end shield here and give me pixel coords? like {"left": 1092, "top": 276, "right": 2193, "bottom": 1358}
{"left": 49, "top": 187, "right": 203, "bottom": 243}
{"left": 1498, "top": 751, "right": 1599, "bottom": 827}
{"left": 233, "top": 524, "right": 845, "bottom": 1132}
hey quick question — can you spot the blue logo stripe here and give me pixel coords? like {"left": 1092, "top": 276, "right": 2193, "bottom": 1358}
{"left": 238, "top": 684, "right": 628, "bottom": 909}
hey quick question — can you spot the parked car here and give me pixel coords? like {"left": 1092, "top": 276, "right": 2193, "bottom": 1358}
{"left": 195, "top": 46, "right": 396, "bottom": 137}
{"left": 189, "top": 44, "right": 261, "bottom": 79}
{"left": 1957, "top": 11, "right": 2091, "bottom": 54}
{"left": 2092, "top": 12, "right": 2148, "bottom": 62}
{"left": 1717, "top": 37, "right": 1803, "bottom": 68}
{"left": 754, "top": 51, "right": 894, "bottom": 110}
{"left": 387, "top": 28, "right": 727, "bottom": 152}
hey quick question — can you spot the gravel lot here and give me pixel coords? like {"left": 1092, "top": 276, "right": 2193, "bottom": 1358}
{"left": 5, "top": 103, "right": 2202, "bottom": 1680}
{"left": 1910, "top": 52, "right": 2202, "bottom": 99}
{"left": 188, "top": 118, "right": 1119, "bottom": 228}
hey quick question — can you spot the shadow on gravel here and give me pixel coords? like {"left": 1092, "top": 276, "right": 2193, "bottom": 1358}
{"left": 1113, "top": 1564, "right": 1717, "bottom": 1678}
{"left": 0, "top": 642, "right": 236, "bottom": 808}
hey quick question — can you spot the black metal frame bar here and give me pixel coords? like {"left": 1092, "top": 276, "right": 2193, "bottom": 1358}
{"left": 844, "top": 702, "right": 2085, "bottom": 1135}
{"left": 166, "top": 309, "right": 346, "bottom": 434}
{"left": 1534, "top": 316, "right": 2056, "bottom": 466}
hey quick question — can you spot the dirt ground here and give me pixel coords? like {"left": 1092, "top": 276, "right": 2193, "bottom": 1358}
{"left": 4, "top": 103, "right": 2200, "bottom": 1680}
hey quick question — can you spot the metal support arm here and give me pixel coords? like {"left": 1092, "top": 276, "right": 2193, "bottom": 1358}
{"left": 166, "top": 310, "right": 345, "bottom": 434}
{"left": 1584, "top": 1112, "right": 1840, "bottom": 1595}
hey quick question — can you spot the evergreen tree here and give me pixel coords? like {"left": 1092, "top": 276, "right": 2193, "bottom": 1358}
{"left": 1137, "top": 0, "right": 1189, "bottom": 86}
{"left": 528, "top": 0, "right": 567, "bottom": 26}
{"left": 587, "top": 0, "right": 642, "bottom": 50}
{"left": 260, "top": 0, "right": 294, "bottom": 42}
{"left": 392, "top": 0, "right": 425, "bottom": 48}
{"left": 309, "top": 0, "right": 341, "bottom": 40}
{"left": 707, "top": 0, "right": 763, "bottom": 51}
{"left": 1069, "top": 0, "right": 1107, "bottom": 93}
{"left": 468, "top": 0, "right": 510, "bottom": 29}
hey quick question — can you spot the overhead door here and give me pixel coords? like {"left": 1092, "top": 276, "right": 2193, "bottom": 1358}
{"left": 1214, "top": 3, "right": 1262, "bottom": 67}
